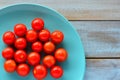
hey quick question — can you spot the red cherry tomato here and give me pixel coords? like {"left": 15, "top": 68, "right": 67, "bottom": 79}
{"left": 26, "top": 30, "right": 38, "bottom": 42}
{"left": 43, "top": 42, "right": 55, "bottom": 54}
{"left": 3, "top": 31, "right": 16, "bottom": 45}
{"left": 43, "top": 55, "right": 56, "bottom": 68}
{"left": 31, "top": 18, "right": 44, "bottom": 31}
{"left": 2, "top": 47, "right": 14, "bottom": 59}
{"left": 50, "top": 66, "right": 63, "bottom": 79}
{"left": 33, "top": 65, "right": 47, "bottom": 79}
{"left": 51, "top": 30, "right": 64, "bottom": 44}
{"left": 14, "top": 24, "right": 27, "bottom": 37}
{"left": 32, "top": 41, "right": 43, "bottom": 52}
{"left": 38, "top": 29, "right": 50, "bottom": 42}
{"left": 16, "top": 64, "right": 30, "bottom": 77}
{"left": 54, "top": 48, "right": 68, "bottom": 62}
{"left": 27, "top": 52, "right": 40, "bottom": 66}
{"left": 14, "top": 38, "right": 27, "bottom": 49}
{"left": 14, "top": 50, "right": 27, "bottom": 63}
{"left": 4, "top": 59, "right": 16, "bottom": 73}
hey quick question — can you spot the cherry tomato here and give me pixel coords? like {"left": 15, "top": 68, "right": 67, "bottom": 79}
{"left": 14, "top": 38, "right": 27, "bottom": 49}
{"left": 43, "top": 42, "right": 55, "bottom": 54}
{"left": 31, "top": 18, "right": 44, "bottom": 31}
{"left": 14, "top": 24, "right": 27, "bottom": 37}
{"left": 32, "top": 41, "right": 43, "bottom": 52}
{"left": 43, "top": 55, "right": 56, "bottom": 68}
{"left": 51, "top": 30, "right": 64, "bottom": 44}
{"left": 4, "top": 59, "right": 16, "bottom": 73}
{"left": 16, "top": 64, "right": 30, "bottom": 77}
{"left": 3, "top": 31, "right": 16, "bottom": 45}
{"left": 50, "top": 66, "right": 63, "bottom": 79}
{"left": 26, "top": 30, "right": 38, "bottom": 42}
{"left": 27, "top": 52, "right": 40, "bottom": 66}
{"left": 54, "top": 48, "right": 68, "bottom": 62}
{"left": 33, "top": 65, "right": 47, "bottom": 79}
{"left": 38, "top": 29, "right": 50, "bottom": 42}
{"left": 14, "top": 50, "right": 27, "bottom": 63}
{"left": 2, "top": 47, "right": 14, "bottom": 59}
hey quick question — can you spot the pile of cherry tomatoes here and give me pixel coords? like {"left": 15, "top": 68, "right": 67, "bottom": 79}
{"left": 2, "top": 18, "right": 68, "bottom": 79}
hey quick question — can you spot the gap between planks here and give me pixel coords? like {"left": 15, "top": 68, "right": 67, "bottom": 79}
{"left": 86, "top": 57, "right": 120, "bottom": 59}
{"left": 69, "top": 20, "right": 120, "bottom": 21}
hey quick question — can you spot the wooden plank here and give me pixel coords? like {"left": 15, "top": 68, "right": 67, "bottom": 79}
{"left": 85, "top": 59, "right": 120, "bottom": 80}
{"left": 70, "top": 21, "right": 120, "bottom": 58}
{"left": 0, "top": 0, "right": 120, "bottom": 20}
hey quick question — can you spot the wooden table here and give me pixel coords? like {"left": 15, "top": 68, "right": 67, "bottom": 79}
{"left": 1, "top": 0, "right": 120, "bottom": 80}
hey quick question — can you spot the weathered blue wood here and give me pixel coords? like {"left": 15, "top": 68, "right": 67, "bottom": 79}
{"left": 85, "top": 59, "right": 120, "bottom": 80}
{"left": 0, "top": 1, "right": 120, "bottom": 80}
{"left": 0, "top": 0, "right": 120, "bottom": 20}
{"left": 71, "top": 21, "right": 120, "bottom": 57}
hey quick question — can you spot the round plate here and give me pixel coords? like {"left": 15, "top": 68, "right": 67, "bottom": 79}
{"left": 0, "top": 4, "right": 85, "bottom": 80}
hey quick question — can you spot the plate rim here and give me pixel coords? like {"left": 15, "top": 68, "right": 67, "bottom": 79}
{"left": 0, "top": 3, "right": 86, "bottom": 80}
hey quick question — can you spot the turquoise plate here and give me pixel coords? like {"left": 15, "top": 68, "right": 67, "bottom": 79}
{"left": 0, "top": 4, "right": 85, "bottom": 80}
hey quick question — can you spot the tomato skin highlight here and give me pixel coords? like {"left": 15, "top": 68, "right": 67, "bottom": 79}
{"left": 33, "top": 65, "right": 47, "bottom": 79}
{"left": 2, "top": 18, "right": 68, "bottom": 79}
{"left": 14, "top": 24, "right": 27, "bottom": 37}
{"left": 14, "top": 38, "right": 27, "bottom": 49}
{"left": 16, "top": 64, "right": 30, "bottom": 77}
{"left": 27, "top": 52, "right": 40, "bottom": 66}
{"left": 2, "top": 47, "right": 14, "bottom": 59}
{"left": 54, "top": 48, "right": 68, "bottom": 62}
{"left": 26, "top": 30, "right": 38, "bottom": 42}
{"left": 43, "top": 55, "right": 56, "bottom": 68}
{"left": 14, "top": 50, "right": 27, "bottom": 63}
{"left": 51, "top": 30, "right": 64, "bottom": 44}
{"left": 38, "top": 29, "right": 50, "bottom": 42}
{"left": 50, "top": 66, "right": 63, "bottom": 79}
{"left": 43, "top": 42, "right": 55, "bottom": 54}
{"left": 4, "top": 59, "right": 16, "bottom": 73}
{"left": 3, "top": 31, "right": 16, "bottom": 45}
{"left": 31, "top": 18, "right": 44, "bottom": 31}
{"left": 32, "top": 41, "right": 43, "bottom": 52}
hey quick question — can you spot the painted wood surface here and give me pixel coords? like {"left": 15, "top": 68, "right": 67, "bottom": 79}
{"left": 0, "top": 1, "right": 120, "bottom": 80}
{"left": 85, "top": 59, "right": 120, "bottom": 80}
{"left": 0, "top": 0, "right": 120, "bottom": 20}
{"left": 71, "top": 21, "right": 120, "bottom": 58}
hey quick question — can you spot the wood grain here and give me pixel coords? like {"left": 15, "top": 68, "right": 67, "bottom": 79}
{"left": 0, "top": 0, "right": 120, "bottom": 20}
{"left": 85, "top": 59, "right": 120, "bottom": 80}
{"left": 71, "top": 21, "right": 120, "bottom": 58}
{"left": 0, "top": 1, "right": 120, "bottom": 79}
